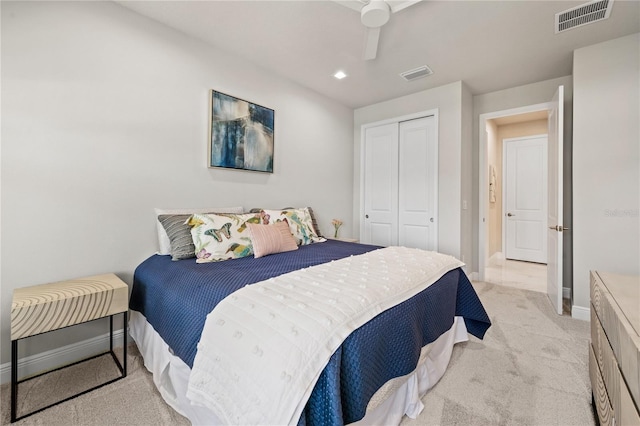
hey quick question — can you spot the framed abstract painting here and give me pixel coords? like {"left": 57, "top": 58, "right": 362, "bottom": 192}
{"left": 208, "top": 90, "right": 274, "bottom": 173}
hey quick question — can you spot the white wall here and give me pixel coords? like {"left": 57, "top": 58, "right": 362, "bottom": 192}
{"left": 0, "top": 1, "right": 354, "bottom": 365}
{"left": 460, "top": 83, "right": 473, "bottom": 267}
{"left": 572, "top": 33, "right": 640, "bottom": 316}
{"left": 353, "top": 81, "right": 466, "bottom": 261}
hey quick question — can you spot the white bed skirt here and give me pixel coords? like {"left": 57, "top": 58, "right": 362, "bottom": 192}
{"left": 129, "top": 310, "right": 468, "bottom": 425}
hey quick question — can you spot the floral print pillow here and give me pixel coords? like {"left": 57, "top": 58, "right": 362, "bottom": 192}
{"left": 188, "top": 212, "right": 267, "bottom": 262}
{"left": 262, "top": 208, "right": 326, "bottom": 246}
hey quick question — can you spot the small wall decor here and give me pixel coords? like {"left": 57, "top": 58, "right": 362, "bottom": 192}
{"left": 489, "top": 165, "right": 497, "bottom": 203}
{"left": 208, "top": 90, "right": 274, "bottom": 173}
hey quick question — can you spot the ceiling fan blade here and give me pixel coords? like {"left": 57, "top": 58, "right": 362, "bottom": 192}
{"left": 333, "top": 0, "right": 366, "bottom": 13}
{"left": 362, "top": 26, "right": 381, "bottom": 60}
{"left": 387, "top": 0, "right": 422, "bottom": 14}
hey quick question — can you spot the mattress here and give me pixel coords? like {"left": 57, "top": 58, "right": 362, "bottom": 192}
{"left": 129, "top": 239, "right": 490, "bottom": 424}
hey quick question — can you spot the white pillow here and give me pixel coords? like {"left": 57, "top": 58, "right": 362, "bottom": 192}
{"left": 154, "top": 207, "right": 244, "bottom": 255}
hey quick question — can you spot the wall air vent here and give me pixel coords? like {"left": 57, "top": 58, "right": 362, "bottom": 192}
{"left": 555, "top": 0, "right": 614, "bottom": 33}
{"left": 400, "top": 65, "right": 433, "bottom": 82}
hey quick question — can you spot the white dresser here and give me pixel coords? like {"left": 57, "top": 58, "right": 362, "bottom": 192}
{"left": 590, "top": 271, "right": 640, "bottom": 425}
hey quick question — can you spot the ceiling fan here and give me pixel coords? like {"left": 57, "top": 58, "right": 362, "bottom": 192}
{"left": 334, "top": 0, "right": 423, "bottom": 60}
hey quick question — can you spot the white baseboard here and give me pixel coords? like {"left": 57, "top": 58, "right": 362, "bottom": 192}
{"left": 571, "top": 305, "right": 590, "bottom": 321}
{"left": 469, "top": 271, "right": 479, "bottom": 281}
{"left": 0, "top": 329, "right": 126, "bottom": 385}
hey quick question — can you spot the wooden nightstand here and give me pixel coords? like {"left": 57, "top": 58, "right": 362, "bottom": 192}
{"left": 11, "top": 273, "right": 129, "bottom": 422}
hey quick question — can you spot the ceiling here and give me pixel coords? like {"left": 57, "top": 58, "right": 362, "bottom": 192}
{"left": 116, "top": 0, "right": 640, "bottom": 109}
{"left": 491, "top": 110, "right": 548, "bottom": 126}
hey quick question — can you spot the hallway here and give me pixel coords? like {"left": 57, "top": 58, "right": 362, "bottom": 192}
{"left": 484, "top": 257, "right": 547, "bottom": 293}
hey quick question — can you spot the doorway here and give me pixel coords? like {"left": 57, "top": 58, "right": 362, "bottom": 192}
{"left": 503, "top": 134, "right": 548, "bottom": 264}
{"left": 480, "top": 86, "right": 568, "bottom": 315}
{"left": 480, "top": 107, "right": 550, "bottom": 293}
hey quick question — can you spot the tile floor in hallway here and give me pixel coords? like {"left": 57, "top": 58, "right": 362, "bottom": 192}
{"left": 484, "top": 256, "right": 547, "bottom": 293}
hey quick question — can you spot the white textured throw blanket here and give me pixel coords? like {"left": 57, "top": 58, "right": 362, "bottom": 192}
{"left": 186, "top": 246, "right": 464, "bottom": 425}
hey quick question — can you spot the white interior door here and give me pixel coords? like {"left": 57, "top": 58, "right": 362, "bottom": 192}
{"left": 503, "top": 135, "right": 548, "bottom": 263}
{"left": 547, "top": 86, "right": 564, "bottom": 315}
{"left": 398, "top": 117, "right": 438, "bottom": 250}
{"left": 363, "top": 123, "right": 398, "bottom": 246}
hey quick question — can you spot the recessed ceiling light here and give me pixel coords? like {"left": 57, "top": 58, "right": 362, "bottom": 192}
{"left": 333, "top": 71, "right": 347, "bottom": 80}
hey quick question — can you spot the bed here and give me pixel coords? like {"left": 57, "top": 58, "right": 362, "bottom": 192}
{"left": 129, "top": 235, "right": 490, "bottom": 425}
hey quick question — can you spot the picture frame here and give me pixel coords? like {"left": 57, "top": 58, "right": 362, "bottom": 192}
{"left": 208, "top": 90, "right": 274, "bottom": 173}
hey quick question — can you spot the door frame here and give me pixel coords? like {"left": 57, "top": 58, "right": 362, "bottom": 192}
{"left": 501, "top": 134, "right": 548, "bottom": 263}
{"left": 478, "top": 103, "right": 551, "bottom": 282}
{"left": 359, "top": 108, "right": 439, "bottom": 243}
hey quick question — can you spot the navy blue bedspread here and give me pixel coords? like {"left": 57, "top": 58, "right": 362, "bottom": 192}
{"left": 130, "top": 240, "right": 491, "bottom": 425}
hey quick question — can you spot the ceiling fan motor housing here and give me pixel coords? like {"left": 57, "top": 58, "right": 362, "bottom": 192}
{"left": 361, "top": 1, "right": 391, "bottom": 28}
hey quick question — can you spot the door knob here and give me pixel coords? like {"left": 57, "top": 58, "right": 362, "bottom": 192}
{"left": 507, "top": 213, "right": 515, "bottom": 217}
{"left": 365, "top": 214, "right": 369, "bottom": 219}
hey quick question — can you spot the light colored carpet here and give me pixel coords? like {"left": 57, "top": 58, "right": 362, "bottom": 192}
{"left": 402, "top": 281, "right": 595, "bottom": 425}
{"left": 1, "top": 346, "right": 189, "bottom": 426}
{"left": 1, "top": 281, "right": 595, "bottom": 425}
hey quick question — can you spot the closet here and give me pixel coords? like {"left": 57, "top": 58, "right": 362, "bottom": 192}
{"left": 361, "top": 115, "right": 438, "bottom": 251}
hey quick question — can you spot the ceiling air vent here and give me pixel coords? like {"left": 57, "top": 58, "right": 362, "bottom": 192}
{"left": 400, "top": 65, "right": 433, "bottom": 82}
{"left": 555, "top": 0, "right": 614, "bottom": 33}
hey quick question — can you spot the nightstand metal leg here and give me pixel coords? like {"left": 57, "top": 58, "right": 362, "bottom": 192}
{"left": 109, "top": 311, "right": 127, "bottom": 376}
{"left": 123, "top": 311, "right": 128, "bottom": 377}
{"left": 10, "top": 313, "right": 128, "bottom": 422}
{"left": 110, "top": 314, "right": 114, "bottom": 353}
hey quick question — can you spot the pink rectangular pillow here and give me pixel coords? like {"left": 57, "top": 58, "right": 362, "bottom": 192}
{"left": 248, "top": 221, "right": 298, "bottom": 258}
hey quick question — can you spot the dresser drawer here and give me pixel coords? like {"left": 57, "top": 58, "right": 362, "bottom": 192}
{"left": 620, "top": 373, "right": 640, "bottom": 425}
{"left": 591, "top": 343, "right": 615, "bottom": 426}
{"left": 593, "top": 272, "right": 640, "bottom": 411}
{"left": 591, "top": 272, "right": 605, "bottom": 326}
{"left": 592, "top": 307, "right": 624, "bottom": 415}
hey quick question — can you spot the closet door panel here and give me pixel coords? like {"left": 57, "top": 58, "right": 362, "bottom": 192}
{"left": 363, "top": 123, "right": 398, "bottom": 247}
{"left": 398, "top": 117, "right": 437, "bottom": 251}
